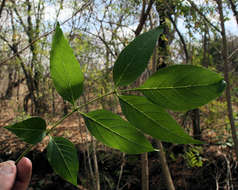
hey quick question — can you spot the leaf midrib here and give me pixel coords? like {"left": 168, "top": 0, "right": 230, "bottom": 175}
{"left": 52, "top": 138, "right": 74, "bottom": 182}
{"left": 119, "top": 97, "right": 193, "bottom": 141}
{"left": 138, "top": 81, "right": 222, "bottom": 90}
{"left": 115, "top": 34, "right": 156, "bottom": 86}
{"left": 83, "top": 113, "right": 152, "bottom": 150}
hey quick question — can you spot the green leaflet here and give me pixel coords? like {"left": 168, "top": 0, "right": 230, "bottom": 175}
{"left": 4, "top": 117, "right": 46, "bottom": 144}
{"left": 137, "top": 65, "right": 226, "bottom": 111}
{"left": 113, "top": 26, "right": 163, "bottom": 87}
{"left": 82, "top": 109, "right": 154, "bottom": 154}
{"left": 119, "top": 95, "right": 202, "bottom": 144}
{"left": 50, "top": 23, "right": 84, "bottom": 104}
{"left": 47, "top": 136, "right": 79, "bottom": 186}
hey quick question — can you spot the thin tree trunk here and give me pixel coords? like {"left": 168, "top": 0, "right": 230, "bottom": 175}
{"left": 191, "top": 109, "right": 201, "bottom": 140}
{"left": 135, "top": 0, "right": 155, "bottom": 36}
{"left": 52, "top": 87, "right": 55, "bottom": 116}
{"left": 0, "top": 0, "right": 6, "bottom": 18}
{"left": 86, "top": 138, "right": 95, "bottom": 188}
{"left": 83, "top": 92, "right": 100, "bottom": 190}
{"left": 157, "top": 141, "right": 175, "bottom": 190}
{"left": 92, "top": 138, "right": 100, "bottom": 190}
{"left": 227, "top": 0, "right": 238, "bottom": 25}
{"left": 166, "top": 13, "right": 189, "bottom": 64}
{"left": 216, "top": 0, "right": 238, "bottom": 160}
{"left": 116, "top": 153, "right": 125, "bottom": 190}
{"left": 155, "top": 2, "right": 175, "bottom": 189}
{"left": 63, "top": 99, "right": 68, "bottom": 116}
{"left": 141, "top": 153, "right": 149, "bottom": 190}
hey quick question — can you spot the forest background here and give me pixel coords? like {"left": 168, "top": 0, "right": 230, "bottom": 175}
{"left": 1, "top": 0, "right": 238, "bottom": 189}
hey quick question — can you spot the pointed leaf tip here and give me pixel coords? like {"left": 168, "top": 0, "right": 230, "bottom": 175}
{"left": 113, "top": 26, "right": 163, "bottom": 87}
{"left": 119, "top": 95, "right": 202, "bottom": 144}
{"left": 47, "top": 136, "right": 79, "bottom": 186}
{"left": 4, "top": 117, "right": 46, "bottom": 144}
{"left": 83, "top": 109, "right": 154, "bottom": 154}
{"left": 50, "top": 24, "right": 84, "bottom": 104}
{"left": 138, "top": 65, "right": 226, "bottom": 111}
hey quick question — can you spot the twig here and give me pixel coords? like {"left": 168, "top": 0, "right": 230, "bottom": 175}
{"left": 187, "top": 0, "right": 221, "bottom": 33}
{"left": 116, "top": 153, "right": 125, "bottom": 190}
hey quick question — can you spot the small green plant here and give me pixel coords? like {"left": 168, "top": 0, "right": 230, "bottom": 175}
{"left": 184, "top": 146, "right": 203, "bottom": 168}
{"left": 4, "top": 23, "right": 226, "bottom": 186}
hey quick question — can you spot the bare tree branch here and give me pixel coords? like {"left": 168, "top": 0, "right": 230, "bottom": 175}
{"left": 0, "top": 1, "right": 91, "bottom": 66}
{"left": 135, "top": 0, "right": 155, "bottom": 36}
{"left": 187, "top": 0, "right": 221, "bottom": 33}
{"left": 227, "top": 0, "right": 238, "bottom": 25}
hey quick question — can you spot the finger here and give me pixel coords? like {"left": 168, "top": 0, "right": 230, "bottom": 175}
{"left": 13, "top": 157, "right": 32, "bottom": 190}
{"left": 0, "top": 161, "right": 17, "bottom": 190}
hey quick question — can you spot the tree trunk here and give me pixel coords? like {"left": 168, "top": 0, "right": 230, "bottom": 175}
{"left": 191, "top": 109, "right": 201, "bottom": 140}
{"left": 82, "top": 92, "right": 100, "bottom": 190}
{"left": 155, "top": 2, "right": 175, "bottom": 190}
{"left": 0, "top": 0, "right": 6, "bottom": 18}
{"left": 141, "top": 153, "right": 149, "bottom": 190}
{"left": 216, "top": 0, "right": 238, "bottom": 160}
{"left": 92, "top": 139, "right": 100, "bottom": 190}
{"left": 157, "top": 141, "right": 175, "bottom": 190}
{"left": 227, "top": 0, "right": 238, "bottom": 25}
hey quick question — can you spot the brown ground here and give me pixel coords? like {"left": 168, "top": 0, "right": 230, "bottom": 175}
{"left": 1, "top": 94, "right": 238, "bottom": 190}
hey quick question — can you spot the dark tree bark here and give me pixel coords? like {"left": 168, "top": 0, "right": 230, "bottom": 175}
{"left": 0, "top": 0, "right": 6, "bottom": 18}
{"left": 190, "top": 109, "right": 201, "bottom": 140}
{"left": 135, "top": 0, "right": 155, "bottom": 36}
{"left": 167, "top": 14, "right": 189, "bottom": 64}
{"left": 227, "top": 0, "right": 238, "bottom": 25}
{"left": 216, "top": 0, "right": 238, "bottom": 160}
{"left": 4, "top": 72, "right": 25, "bottom": 100}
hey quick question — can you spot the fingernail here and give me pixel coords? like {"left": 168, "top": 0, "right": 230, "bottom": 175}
{"left": 0, "top": 161, "right": 15, "bottom": 175}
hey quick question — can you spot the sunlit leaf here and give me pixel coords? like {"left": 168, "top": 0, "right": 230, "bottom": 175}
{"left": 47, "top": 136, "right": 78, "bottom": 186}
{"left": 113, "top": 26, "right": 163, "bottom": 87}
{"left": 4, "top": 117, "right": 46, "bottom": 144}
{"left": 137, "top": 65, "right": 226, "bottom": 111}
{"left": 82, "top": 110, "right": 154, "bottom": 154}
{"left": 50, "top": 23, "right": 84, "bottom": 104}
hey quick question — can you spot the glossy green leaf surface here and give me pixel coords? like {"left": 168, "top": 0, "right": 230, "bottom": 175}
{"left": 83, "top": 110, "right": 154, "bottom": 154}
{"left": 113, "top": 27, "right": 163, "bottom": 87}
{"left": 119, "top": 95, "right": 201, "bottom": 144}
{"left": 47, "top": 136, "right": 79, "bottom": 186}
{"left": 50, "top": 23, "right": 84, "bottom": 104}
{"left": 4, "top": 117, "right": 46, "bottom": 144}
{"left": 138, "top": 65, "right": 226, "bottom": 111}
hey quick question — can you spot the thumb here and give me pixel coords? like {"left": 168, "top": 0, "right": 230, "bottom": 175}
{"left": 13, "top": 157, "right": 32, "bottom": 190}
{"left": 0, "top": 161, "right": 17, "bottom": 190}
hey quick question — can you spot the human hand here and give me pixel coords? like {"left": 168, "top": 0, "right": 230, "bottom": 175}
{"left": 0, "top": 157, "right": 32, "bottom": 190}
